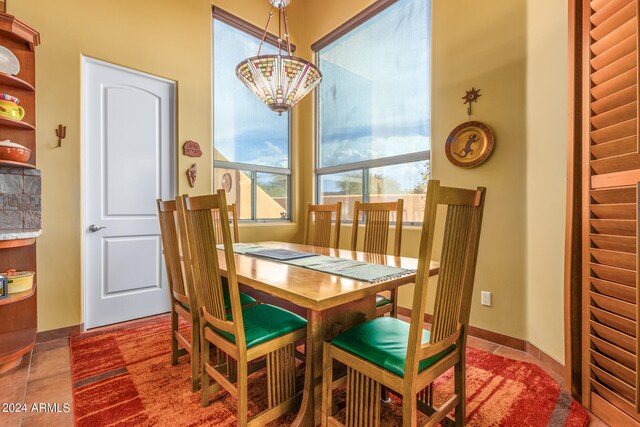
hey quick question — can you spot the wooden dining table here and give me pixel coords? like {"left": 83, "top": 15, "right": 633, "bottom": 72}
{"left": 215, "top": 241, "right": 439, "bottom": 427}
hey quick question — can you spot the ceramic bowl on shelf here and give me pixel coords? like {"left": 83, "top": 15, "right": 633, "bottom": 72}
{"left": 4, "top": 270, "right": 34, "bottom": 294}
{"left": 0, "top": 93, "right": 24, "bottom": 121}
{"left": 0, "top": 140, "right": 31, "bottom": 162}
{"left": 0, "top": 93, "right": 19, "bottom": 103}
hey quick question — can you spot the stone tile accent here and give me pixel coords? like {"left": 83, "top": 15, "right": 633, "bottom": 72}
{"left": 23, "top": 210, "right": 41, "bottom": 230}
{"left": 0, "top": 166, "right": 24, "bottom": 174}
{"left": 0, "top": 174, "right": 22, "bottom": 193}
{"left": 4, "top": 194, "right": 31, "bottom": 210}
{"left": 0, "top": 211, "right": 21, "bottom": 229}
{"left": 30, "top": 195, "right": 41, "bottom": 209}
{"left": 23, "top": 175, "right": 41, "bottom": 195}
{"left": 0, "top": 168, "right": 41, "bottom": 230}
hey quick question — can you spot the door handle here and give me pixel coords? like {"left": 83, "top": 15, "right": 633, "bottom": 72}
{"left": 88, "top": 224, "right": 107, "bottom": 232}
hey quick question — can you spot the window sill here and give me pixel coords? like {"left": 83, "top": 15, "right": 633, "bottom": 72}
{"left": 335, "top": 222, "right": 423, "bottom": 228}
{"left": 238, "top": 221, "right": 296, "bottom": 227}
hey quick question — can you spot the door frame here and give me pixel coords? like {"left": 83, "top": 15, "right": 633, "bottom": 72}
{"left": 565, "top": 0, "right": 584, "bottom": 403}
{"left": 80, "top": 55, "right": 177, "bottom": 329}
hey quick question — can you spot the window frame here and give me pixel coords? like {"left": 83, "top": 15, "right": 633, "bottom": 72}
{"left": 313, "top": 0, "right": 431, "bottom": 226}
{"left": 212, "top": 7, "right": 294, "bottom": 223}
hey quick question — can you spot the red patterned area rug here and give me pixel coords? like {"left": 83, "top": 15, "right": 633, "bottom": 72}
{"left": 71, "top": 315, "right": 588, "bottom": 426}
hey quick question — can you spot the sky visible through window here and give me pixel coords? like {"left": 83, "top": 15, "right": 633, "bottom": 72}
{"left": 213, "top": 20, "right": 289, "bottom": 169}
{"left": 318, "top": 0, "right": 430, "bottom": 195}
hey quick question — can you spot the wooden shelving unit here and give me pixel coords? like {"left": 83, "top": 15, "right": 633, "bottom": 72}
{"left": 0, "top": 13, "right": 39, "bottom": 374}
{"left": 0, "top": 116, "right": 35, "bottom": 130}
{"left": 0, "top": 71, "right": 34, "bottom": 91}
{"left": 0, "top": 328, "right": 37, "bottom": 372}
{"left": 0, "top": 237, "right": 36, "bottom": 249}
{"left": 0, "top": 159, "right": 35, "bottom": 169}
{"left": 0, "top": 282, "right": 36, "bottom": 306}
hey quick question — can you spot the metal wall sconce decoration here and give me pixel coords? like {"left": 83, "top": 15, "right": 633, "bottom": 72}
{"left": 462, "top": 87, "right": 481, "bottom": 116}
{"left": 55, "top": 124, "right": 67, "bottom": 147}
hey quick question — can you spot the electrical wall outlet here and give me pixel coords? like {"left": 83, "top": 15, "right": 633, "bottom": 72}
{"left": 481, "top": 291, "right": 492, "bottom": 307}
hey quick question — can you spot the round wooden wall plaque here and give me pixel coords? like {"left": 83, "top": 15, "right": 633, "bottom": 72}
{"left": 221, "top": 172, "right": 233, "bottom": 192}
{"left": 445, "top": 121, "right": 494, "bottom": 168}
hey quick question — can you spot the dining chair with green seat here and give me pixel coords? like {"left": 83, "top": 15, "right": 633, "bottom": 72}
{"left": 182, "top": 190, "right": 307, "bottom": 426}
{"left": 323, "top": 180, "right": 486, "bottom": 427}
{"left": 303, "top": 202, "right": 342, "bottom": 249}
{"left": 157, "top": 198, "right": 256, "bottom": 393}
{"left": 212, "top": 202, "right": 240, "bottom": 244}
{"left": 157, "top": 199, "right": 201, "bottom": 392}
{"left": 351, "top": 199, "right": 404, "bottom": 317}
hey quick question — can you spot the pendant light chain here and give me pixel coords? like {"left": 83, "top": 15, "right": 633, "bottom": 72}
{"left": 236, "top": 0, "right": 323, "bottom": 113}
{"left": 282, "top": 8, "right": 292, "bottom": 56}
{"left": 257, "top": 6, "right": 274, "bottom": 56}
{"left": 277, "top": 7, "right": 282, "bottom": 56}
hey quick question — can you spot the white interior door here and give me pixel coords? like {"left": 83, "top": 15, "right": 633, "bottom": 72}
{"left": 83, "top": 57, "right": 175, "bottom": 329}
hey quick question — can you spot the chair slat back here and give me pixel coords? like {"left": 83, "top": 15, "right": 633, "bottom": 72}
{"left": 304, "top": 202, "right": 342, "bottom": 249}
{"left": 351, "top": 200, "right": 403, "bottom": 256}
{"left": 430, "top": 202, "right": 476, "bottom": 343}
{"left": 157, "top": 199, "right": 187, "bottom": 298}
{"left": 175, "top": 197, "right": 198, "bottom": 311}
{"left": 182, "top": 191, "right": 245, "bottom": 347}
{"left": 212, "top": 203, "right": 240, "bottom": 245}
{"left": 405, "top": 181, "right": 486, "bottom": 375}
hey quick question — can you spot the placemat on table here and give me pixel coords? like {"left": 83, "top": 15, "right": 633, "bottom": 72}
{"left": 218, "top": 243, "right": 415, "bottom": 283}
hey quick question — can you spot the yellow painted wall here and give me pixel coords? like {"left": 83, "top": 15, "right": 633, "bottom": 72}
{"left": 10, "top": 0, "right": 304, "bottom": 331}
{"left": 525, "top": 0, "right": 568, "bottom": 362}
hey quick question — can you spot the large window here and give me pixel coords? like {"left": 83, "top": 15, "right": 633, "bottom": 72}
{"left": 213, "top": 14, "right": 290, "bottom": 221}
{"left": 316, "top": 0, "right": 431, "bottom": 224}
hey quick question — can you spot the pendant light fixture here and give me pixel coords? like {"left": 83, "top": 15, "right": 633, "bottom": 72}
{"left": 236, "top": 0, "right": 322, "bottom": 114}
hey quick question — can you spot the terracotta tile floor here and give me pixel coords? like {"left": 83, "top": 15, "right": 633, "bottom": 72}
{"left": 0, "top": 323, "right": 606, "bottom": 426}
{"left": 0, "top": 338, "right": 73, "bottom": 427}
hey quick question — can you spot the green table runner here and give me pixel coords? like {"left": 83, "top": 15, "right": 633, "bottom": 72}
{"left": 219, "top": 243, "right": 416, "bottom": 284}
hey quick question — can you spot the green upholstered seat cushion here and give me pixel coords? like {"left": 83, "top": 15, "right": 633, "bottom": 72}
{"left": 224, "top": 290, "right": 256, "bottom": 309}
{"left": 177, "top": 289, "right": 255, "bottom": 311}
{"left": 220, "top": 277, "right": 256, "bottom": 308}
{"left": 213, "top": 303, "right": 307, "bottom": 349}
{"left": 376, "top": 294, "right": 392, "bottom": 307}
{"left": 331, "top": 317, "right": 455, "bottom": 378}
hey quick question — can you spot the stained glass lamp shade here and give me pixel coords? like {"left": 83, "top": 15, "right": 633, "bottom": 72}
{"left": 237, "top": 55, "right": 321, "bottom": 114}
{"left": 236, "top": 0, "right": 322, "bottom": 114}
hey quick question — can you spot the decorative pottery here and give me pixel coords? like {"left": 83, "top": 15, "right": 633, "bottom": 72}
{"left": 0, "top": 45, "right": 20, "bottom": 76}
{"left": 222, "top": 172, "right": 233, "bottom": 192}
{"left": 0, "top": 140, "right": 30, "bottom": 162}
{"left": 445, "top": 121, "right": 495, "bottom": 168}
{"left": 183, "top": 140, "right": 202, "bottom": 157}
{"left": 0, "top": 93, "right": 24, "bottom": 120}
{"left": 187, "top": 163, "right": 197, "bottom": 188}
{"left": 4, "top": 270, "right": 34, "bottom": 294}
